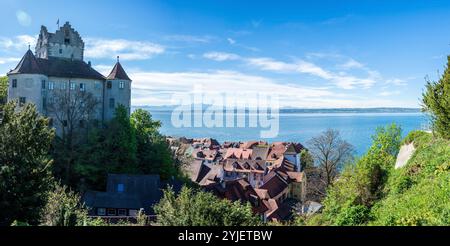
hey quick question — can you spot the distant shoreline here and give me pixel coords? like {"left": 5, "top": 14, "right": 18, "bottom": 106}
{"left": 132, "top": 105, "right": 422, "bottom": 114}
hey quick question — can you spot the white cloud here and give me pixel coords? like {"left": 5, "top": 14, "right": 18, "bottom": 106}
{"left": 84, "top": 38, "right": 164, "bottom": 60}
{"left": 379, "top": 90, "right": 401, "bottom": 97}
{"left": 246, "top": 57, "right": 377, "bottom": 89}
{"left": 338, "top": 58, "right": 365, "bottom": 70}
{"left": 127, "top": 69, "right": 405, "bottom": 108}
{"left": 203, "top": 52, "right": 241, "bottom": 61}
{"left": 0, "top": 35, "right": 37, "bottom": 51}
{"left": 164, "top": 35, "right": 215, "bottom": 43}
{"left": 251, "top": 19, "right": 262, "bottom": 28}
{"left": 16, "top": 10, "right": 32, "bottom": 27}
{"left": 0, "top": 57, "right": 21, "bottom": 64}
{"left": 202, "top": 53, "right": 379, "bottom": 89}
{"left": 386, "top": 78, "right": 408, "bottom": 86}
{"left": 227, "top": 38, "right": 236, "bottom": 45}
{"left": 92, "top": 64, "right": 113, "bottom": 75}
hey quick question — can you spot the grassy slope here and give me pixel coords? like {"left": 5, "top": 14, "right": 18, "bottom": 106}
{"left": 370, "top": 131, "right": 450, "bottom": 225}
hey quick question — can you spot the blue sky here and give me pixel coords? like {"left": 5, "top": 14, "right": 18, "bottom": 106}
{"left": 1, "top": 0, "right": 450, "bottom": 108}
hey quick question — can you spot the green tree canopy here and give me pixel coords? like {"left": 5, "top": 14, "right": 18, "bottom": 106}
{"left": 40, "top": 184, "right": 88, "bottom": 226}
{"left": 103, "top": 105, "right": 138, "bottom": 174}
{"left": 0, "top": 101, "right": 55, "bottom": 225}
{"left": 0, "top": 76, "right": 7, "bottom": 106}
{"left": 422, "top": 56, "right": 450, "bottom": 139}
{"left": 307, "top": 124, "right": 402, "bottom": 226}
{"left": 131, "top": 109, "right": 177, "bottom": 179}
{"left": 154, "top": 186, "right": 261, "bottom": 226}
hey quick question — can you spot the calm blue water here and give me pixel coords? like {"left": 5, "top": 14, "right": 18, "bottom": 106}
{"left": 149, "top": 111, "right": 428, "bottom": 155}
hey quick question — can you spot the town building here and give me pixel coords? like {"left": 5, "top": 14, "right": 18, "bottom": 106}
{"left": 6, "top": 22, "right": 131, "bottom": 134}
{"left": 181, "top": 138, "right": 308, "bottom": 222}
{"left": 83, "top": 174, "right": 182, "bottom": 218}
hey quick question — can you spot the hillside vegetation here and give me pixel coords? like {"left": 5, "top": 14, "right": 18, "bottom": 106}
{"left": 304, "top": 128, "right": 450, "bottom": 226}
{"left": 370, "top": 131, "right": 450, "bottom": 225}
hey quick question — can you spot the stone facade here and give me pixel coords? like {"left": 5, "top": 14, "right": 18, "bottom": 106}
{"left": 36, "top": 23, "right": 84, "bottom": 61}
{"left": 7, "top": 22, "right": 132, "bottom": 135}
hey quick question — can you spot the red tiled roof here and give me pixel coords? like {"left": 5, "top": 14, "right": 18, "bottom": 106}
{"left": 106, "top": 61, "right": 131, "bottom": 80}
{"left": 260, "top": 172, "right": 288, "bottom": 198}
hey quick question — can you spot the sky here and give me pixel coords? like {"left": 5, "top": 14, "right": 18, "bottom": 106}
{"left": 1, "top": 0, "right": 450, "bottom": 108}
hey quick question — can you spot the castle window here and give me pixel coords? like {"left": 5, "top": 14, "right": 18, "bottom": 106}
{"left": 69, "top": 82, "right": 75, "bottom": 90}
{"left": 60, "top": 82, "right": 66, "bottom": 90}
{"left": 59, "top": 49, "right": 62, "bottom": 54}
{"left": 79, "top": 120, "right": 84, "bottom": 128}
{"left": 41, "top": 80, "right": 46, "bottom": 89}
{"left": 79, "top": 83, "right": 85, "bottom": 91}
{"left": 117, "top": 184, "right": 124, "bottom": 193}
{"left": 19, "top": 97, "right": 26, "bottom": 106}
{"left": 94, "top": 82, "right": 101, "bottom": 89}
{"left": 119, "top": 81, "right": 124, "bottom": 89}
{"left": 107, "top": 81, "right": 112, "bottom": 89}
{"left": 118, "top": 209, "right": 126, "bottom": 216}
{"left": 48, "top": 82, "right": 54, "bottom": 90}
{"left": 107, "top": 209, "right": 116, "bottom": 216}
{"left": 109, "top": 98, "right": 115, "bottom": 108}
{"left": 12, "top": 79, "right": 17, "bottom": 88}
{"left": 42, "top": 97, "right": 47, "bottom": 110}
{"left": 64, "top": 38, "right": 70, "bottom": 45}
{"left": 62, "top": 120, "right": 68, "bottom": 127}
{"left": 97, "top": 208, "right": 106, "bottom": 216}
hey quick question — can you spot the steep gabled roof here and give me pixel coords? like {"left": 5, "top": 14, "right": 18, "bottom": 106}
{"left": 8, "top": 50, "right": 105, "bottom": 80}
{"left": 38, "top": 57, "right": 105, "bottom": 80}
{"left": 106, "top": 61, "right": 131, "bottom": 81}
{"left": 9, "top": 50, "right": 43, "bottom": 75}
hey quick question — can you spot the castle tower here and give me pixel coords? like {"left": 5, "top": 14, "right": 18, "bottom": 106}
{"left": 35, "top": 22, "right": 85, "bottom": 61}
{"left": 104, "top": 56, "right": 132, "bottom": 121}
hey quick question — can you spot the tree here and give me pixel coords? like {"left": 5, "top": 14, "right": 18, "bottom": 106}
{"left": 0, "top": 76, "right": 7, "bottom": 106}
{"left": 307, "top": 129, "right": 354, "bottom": 187}
{"left": 40, "top": 184, "right": 88, "bottom": 226}
{"left": 312, "top": 124, "right": 402, "bottom": 226}
{"left": 48, "top": 89, "right": 100, "bottom": 185}
{"left": 422, "top": 56, "right": 450, "bottom": 139}
{"left": 300, "top": 149, "right": 314, "bottom": 170}
{"left": 131, "top": 109, "right": 177, "bottom": 179}
{"left": 154, "top": 186, "right": 261, "bottom": 226}
{"left": 0, "top": 101, "right": 55, "bottom": 225}
{"left": 104, "top": 105, "right": 138, "bottom": 174}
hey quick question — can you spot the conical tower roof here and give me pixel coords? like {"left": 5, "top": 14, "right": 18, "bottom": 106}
{"left": 9, "top": 49, "right": 43, "bottom": 75}
{"left": 106, "top": 58, "right": 131, "bottom": 81}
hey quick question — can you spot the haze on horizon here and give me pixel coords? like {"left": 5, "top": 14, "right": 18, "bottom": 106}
{"left": 1, "top": 0, "right": 450, "bottom": 108}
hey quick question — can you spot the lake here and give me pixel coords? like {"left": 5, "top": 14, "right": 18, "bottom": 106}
{"left": 147, "top": 110, "right": 428, "bottom": 155}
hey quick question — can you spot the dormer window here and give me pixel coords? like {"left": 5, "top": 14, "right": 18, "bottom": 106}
{"left": 117, "top": 184, "right": 124, "bottom": 193}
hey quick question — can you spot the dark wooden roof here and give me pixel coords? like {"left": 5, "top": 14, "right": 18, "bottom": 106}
{"left": 106, "top": 62, "right": 131, "bottom": 81}
{"left": 9, "top": 50, "right": 43, "bottom": 74}
{"left": 8, "top": 50, "right": 105, "bottom": 80}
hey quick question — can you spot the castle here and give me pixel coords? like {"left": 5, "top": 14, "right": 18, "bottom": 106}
{"left": 6, "top": 22, "right": 131, "bottom": 133}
